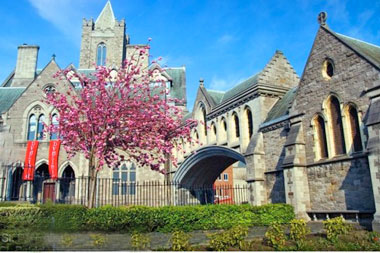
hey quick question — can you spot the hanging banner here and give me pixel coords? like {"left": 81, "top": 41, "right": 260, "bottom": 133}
{"left": 48, "top": 140, "right": 61, "bottom": 180}
{"left": 22, "top": 141, "right": 39, "bottom": 181}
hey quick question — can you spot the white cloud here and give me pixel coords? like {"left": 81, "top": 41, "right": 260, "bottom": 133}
{"left": 209, "top": 75, "right": 248, "bottom": 91}
{"left": 27, "top": 0, "right": 94, "bottom": 45}
{"left": 217, "top": 34, "right": 235, "bottom": 44}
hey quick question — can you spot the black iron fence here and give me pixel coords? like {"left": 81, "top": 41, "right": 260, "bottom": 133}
{"left": 0, "top": 176, "right": 250, "bottom": 207}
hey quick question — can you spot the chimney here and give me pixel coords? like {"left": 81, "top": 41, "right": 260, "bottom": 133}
{"left": 12, "top": 44, "right": 39, "bottom": 87}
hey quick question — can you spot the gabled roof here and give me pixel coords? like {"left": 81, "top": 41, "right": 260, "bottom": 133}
{"left": 0, "top": 87, "right": 25, "bottom": 114}
{"left": 264, "top": 86, "right": 298, "bottom": 123}
{"left": 324, "top": 26, "right": 380, "bottom": 70}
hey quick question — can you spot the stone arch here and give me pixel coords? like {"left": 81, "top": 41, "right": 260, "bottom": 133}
{"left": 173, "top": 145, "right": 245, "bottom": 187}
{"left": 324, "top": 95, "right": 346, "bottom": 156}
{"left": 23, "top": 101, "right": 49, "bottom": 141}
{"left": 58, "top": 161, "right": 79, "bottom": 178}
{"left": 343, "top": 102, "right": 364, "bottom": 153}
{"left": 311, "top": 113, "right": 329, "bottom": 160}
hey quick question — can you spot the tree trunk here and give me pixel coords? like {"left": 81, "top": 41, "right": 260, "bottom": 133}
{"left": 87, "top": 155, "right": 98, "bottom": 208}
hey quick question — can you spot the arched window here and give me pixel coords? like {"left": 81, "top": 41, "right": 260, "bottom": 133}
{"left": 97, "top": 43, "right": 107, "bottom": 66}
{"left": 27, "top": 115, "right": 37, "bottom": 140}
{"left": 246, "top": 109, "right": 253, "bottom": 138}
{"left": 347, "top": 106, "right": 363, "bottom": 152}
{"left": 37, "top": 114, "right": 45, "bottom": 140}
{"left": 233, "top": 113, "right": 240, "bottom": 138}
{"left": 212, "top": 122, "right": 217, "bottom": 136}
{"left": 112, "top": 163, "right": 136, "bottom": 195}
{"left": 222, "top": 118, "right": 227, "bottom": 132}
{"left": 202, "top": 106, "right": 207, "bottom": 136}
{"left": 50, "top": 114, "right": 59, "bottom": 140}
{"left": 314, "top": 115, "right": 329, "bottom": 159}
{"left": 328, "top": 96, "right": 346, "bottom": 155}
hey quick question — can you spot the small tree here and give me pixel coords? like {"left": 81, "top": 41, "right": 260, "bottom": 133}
{"left": 46, "top": 44, "right": 195, "bottom": 207}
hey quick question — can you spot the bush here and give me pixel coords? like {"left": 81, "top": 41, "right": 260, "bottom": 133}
{"left": 207, "top": 225, "right": 248, "bottom": 251}
{"left": 289, "top": 219, "right": 310, "bottom": 248}
{"left": 323, "top": 217, "right": 352, "bottom": 242}
{"left": 0, "top": 203, "right": 294, "bottom": 233}
{"left": 131, "top": 232, "right": 151, "bottom": 250}
{"left": 264, "top": 222, "right": 286, "bottom": 250}
{"left": 170, "top": 231, "right": 192, "bottom": 251}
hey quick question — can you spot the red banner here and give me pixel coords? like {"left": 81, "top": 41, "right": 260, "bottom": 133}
{"left": 48, "top": 140, "right": 61, "bottom": 180}
{"left": 22, "top": 141, "right": 39, "bottom": 181}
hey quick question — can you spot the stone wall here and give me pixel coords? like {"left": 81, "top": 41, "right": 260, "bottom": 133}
{"left": 265, "top": 171, "right": 285, "bottom": 203}
{"left": 263, "top": 125, "right": 287, "bottom": 172}
{"left": 307, "top": 157, "right": 375, "bottom": 211}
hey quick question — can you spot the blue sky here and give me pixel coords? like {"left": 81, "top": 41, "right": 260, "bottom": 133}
{"left": 0, "top": 0, "right": 379, "bottom": 111}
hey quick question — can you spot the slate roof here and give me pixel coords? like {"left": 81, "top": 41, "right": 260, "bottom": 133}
{"left": 165, "top": 67, "right": 186, "bottom": 101}
{"left": 326, "top": 27, "right": 380, "bottom": 70}
{"left": 264, "top": 87, "right": 298, "bottom": 123}
{"left": 206, "top": 89, "right": 225, "bottom": 104}
{"left": 0, "top": 87, "right": 25, "bottom": 113}
{"left": 221, "top": 74, "right": 259, "bottom": 103}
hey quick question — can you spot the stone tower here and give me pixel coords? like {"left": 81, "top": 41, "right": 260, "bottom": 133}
{"left": 79, "top": 1, "right": 129, "bottom": 69}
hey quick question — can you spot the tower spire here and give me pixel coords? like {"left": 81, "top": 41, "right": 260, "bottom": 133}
{"left": 95, "top": 1, "right": 116, "bottom": 30}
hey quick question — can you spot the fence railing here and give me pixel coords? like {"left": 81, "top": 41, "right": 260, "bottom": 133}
{"left": 0, "top": 176, "right": 250, "bottom": 207}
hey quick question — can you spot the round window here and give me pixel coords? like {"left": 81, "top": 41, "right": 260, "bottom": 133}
{"left": 322, "top": 59, "right": 334, "bottom": 80}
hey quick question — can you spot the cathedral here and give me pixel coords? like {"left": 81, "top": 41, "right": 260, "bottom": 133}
{"left": 1, "top": 2, "right": 380, "bottom": 230}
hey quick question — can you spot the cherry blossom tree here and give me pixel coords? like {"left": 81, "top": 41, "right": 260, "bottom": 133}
{"left": 46, "top": 45, "right": 195, "bottom": 207}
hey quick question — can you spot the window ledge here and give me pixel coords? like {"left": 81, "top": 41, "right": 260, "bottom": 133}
{"left": 309, "top": 152, "right": 367, "bottom": 167}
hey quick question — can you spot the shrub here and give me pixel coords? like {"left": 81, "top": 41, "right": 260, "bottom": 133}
{"left": 323, "top": 216, "right": 352, "bottom": 242}
{"left": 0, "top": 229, "right": 50, "bottom": 251}
{"left": 289, "top": 219, "right": 310, "bottom": 248}
{"left": 207, "top": 225, "right": 248, "bottom": 251}
{"left": 90, "top": 233, "right": 107, "bottom": 248}
{"left": 170, "top": 231, "right": 192, "bottom": 251}
{"left": 131, "top": 232, "right": 150, "bottom": 250}
{"left": 264, "top": 222, "right": 286, "bottom": 249}
{"left": 0, "top": 203, "right": 294, "bottom": 233}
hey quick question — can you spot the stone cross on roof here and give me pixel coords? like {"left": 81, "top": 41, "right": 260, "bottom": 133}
{"left": 318, "top": 11, "right": 327, "bottom": 26}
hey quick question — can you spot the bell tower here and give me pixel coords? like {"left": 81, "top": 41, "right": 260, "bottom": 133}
{"left": 79, "top": 1, "right": 129, "bottom": 69}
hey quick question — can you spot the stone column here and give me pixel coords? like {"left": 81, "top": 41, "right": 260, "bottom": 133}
{"left": 282, "top": 122, "right": 311, "bottom": 220}
{"left": 367, "top": 123, "right": 380, "bottom": 231}
{"left": 245, "top": 132, "right": 267, "bottom": 206}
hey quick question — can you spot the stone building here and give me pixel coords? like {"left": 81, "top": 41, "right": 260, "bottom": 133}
{"left": 172, "top": 12, "right": 380, "bottom": 229}
{"left": 0, "top": 1, "right": 186, "bottom": 203}
{"left": 1, "top": 1, "right": 380, "bottom": 229}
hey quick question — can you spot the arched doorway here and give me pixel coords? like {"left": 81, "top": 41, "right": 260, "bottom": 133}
{"left": 59, "top": 166, "right": 75, "bottom": 203}
{"left": 173, "top": 146, "right": 246, "bottom": 204}
{"left": 11, "top": 167, "right": 23, "bottom": 200}
{"left": 33, "top": 164, "right": 50, "bottom": 203}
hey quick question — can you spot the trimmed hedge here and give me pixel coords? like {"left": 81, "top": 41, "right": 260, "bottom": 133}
{"left": 0, "top": 203, "right": 294, "bottom": 233}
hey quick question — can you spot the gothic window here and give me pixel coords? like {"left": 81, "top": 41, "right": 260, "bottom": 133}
{"left": 50, "top": 114, "right": 59, "bottom": 140}
{"left": 222, "top": 117, "right": 227, "bottom": 132}
{"left": 211, "top": 122, "right": 217, "bottom": 136}
{"left": 37, "top": 114, "right": 45, "bottom": 140}
{"left": 202, "top": 106, "right": 207, "bottom": 136}
{"left": 97, "top": 43, "right": 107, "bottom": 66}
{"left": 329, "top": 96, "right": 346, "bottom": 155}
{"left": 27, "top": 114, "right": 37, "bottom": 140}
{"left": 314, "top": 115, "right": 328, "bottom": 159}
{"left": 347, "top": 106, "right": 363, "bottom": 152}
{"left": 233, "top": 113, "right": 240, "bottom": 138}
{"left": 246, "top": 108, "right": 253, "bottom": 138}
{"left": 112, "top": 163, "right": 136, "bottom": 195}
